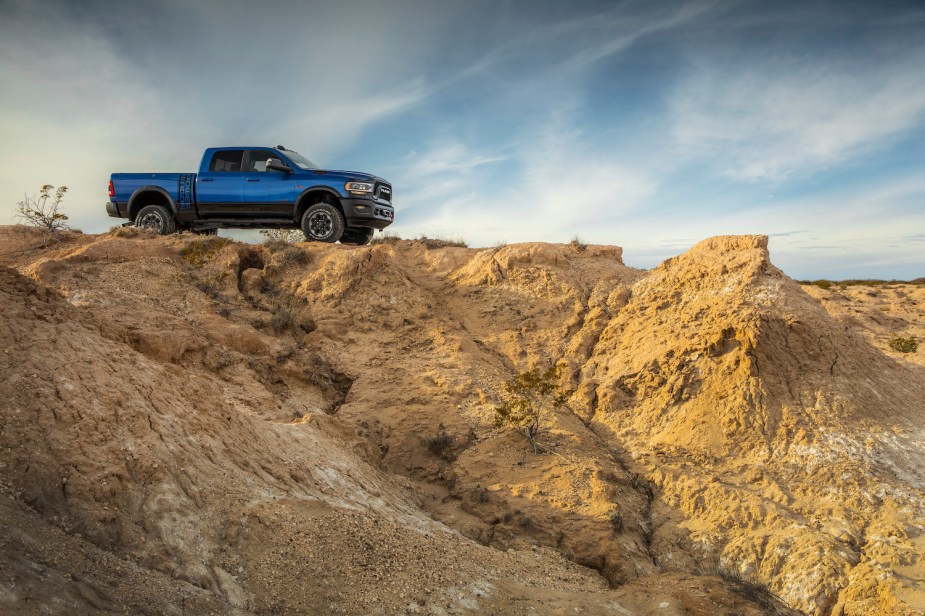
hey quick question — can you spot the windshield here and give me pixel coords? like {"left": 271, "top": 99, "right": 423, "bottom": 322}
{"left": 281, "top": 150, "right": 318, "bottom": 170}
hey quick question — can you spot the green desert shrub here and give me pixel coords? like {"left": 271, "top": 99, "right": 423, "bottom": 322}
{"left": 494, "top": 365, "right": 569, "bottom": 453}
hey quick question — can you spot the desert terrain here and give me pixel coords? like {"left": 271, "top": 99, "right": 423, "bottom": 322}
{"left": 0, "top": 225, "right": 923, "bottom": 616}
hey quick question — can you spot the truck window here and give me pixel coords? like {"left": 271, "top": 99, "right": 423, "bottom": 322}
{"left": 246, "top": 149, "right": 284, "bottom": 173}
{"left": 210, "top": 150, "right": 244, "bottom": 172}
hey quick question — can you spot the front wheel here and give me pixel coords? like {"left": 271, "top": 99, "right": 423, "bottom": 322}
{"left": 301, "top": 203, "right": 345, "bottom": 243}
{"left": 135, "top": 205, "right": 176, "bottom": 235}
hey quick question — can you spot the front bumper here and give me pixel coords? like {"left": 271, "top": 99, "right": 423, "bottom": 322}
{"left": 341, "top": 197, "right": 394, "bottom": 230}
{"left": 106, "top": 201, "right": 126, "bottom": 218}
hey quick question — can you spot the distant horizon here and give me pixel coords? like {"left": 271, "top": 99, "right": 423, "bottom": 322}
{"left": 1, "top": 0, "right": 923, "bottom": 280}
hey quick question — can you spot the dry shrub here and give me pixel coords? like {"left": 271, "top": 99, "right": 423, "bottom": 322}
{"left": 275, "top": 246, "right": 309, "bottom": 266}
{"left": 109, "top": 226, "right": 155, "bottom": 239}
{"left": 416, "top": 236, "right": 467, "bottom": 249}
{"left": 425, "top": 431, "right": 453, "bottom": 458}
{"left": 370, "top": 232, "right": 403, "bottom": 245}
{"left": 889, "top": 336, "right": 918, "bottom": 353}
{"left": 17, "top": 185, "right": 70, "bottom": 245}
{"left": 179, "top": 237, "right": 232, "bottom": 267}
{"left": 494, "top": 365, "right": 569, "bottom": 454}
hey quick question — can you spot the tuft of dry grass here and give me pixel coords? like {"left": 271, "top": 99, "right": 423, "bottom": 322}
{"left": 569, "top": 236, "right": 587, "bottom": 251}
{"left": 109, "top": 226, "right": 155, "bottom": 239}
{"left": 370, "top": 232, "right": 403, "bottom": 245}
{"left": 370, "top": 233, "right": 468, "bottom": 249}
{"left": 416, "top": 236, "right": 468, "bottom": 249}
{"left": 889, "top": 336, "right": 918, "bottom": 353}
{"left": 179, "top": 237, "right": 232, "bottom": 267}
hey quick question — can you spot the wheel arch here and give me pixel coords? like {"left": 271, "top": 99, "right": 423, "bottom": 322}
{"left": 294, "top": 187, "right": 344, "bottom": 223}
{"left": 128, "top": 187, "right": 177, "bottom": 221}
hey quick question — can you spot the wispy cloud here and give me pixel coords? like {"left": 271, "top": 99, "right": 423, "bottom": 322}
{"left": 556, "top": 0, "right": 721, "bottom": 72}
{"left": 670, "top": 41, "right": 925, "bottom": 181}
{"left": 403, "top": 143, "right": 509, "bottom": 177}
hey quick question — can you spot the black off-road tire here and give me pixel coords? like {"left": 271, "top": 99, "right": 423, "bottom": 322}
{"left": 301, "top": 203, "right": 345, "bottom": 243}
{"left": 340, "top": 227, "right": 374, "bottom": 246}
{"left": 135, "top": 205, "right": 176, "bottom": 235}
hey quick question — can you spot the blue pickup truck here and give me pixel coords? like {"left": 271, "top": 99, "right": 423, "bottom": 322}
{"left": 107, "top": 146, "right": 394, "bottom": 244}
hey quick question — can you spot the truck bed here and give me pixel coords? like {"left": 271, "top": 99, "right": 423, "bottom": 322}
{"left": 110, "top": 173, "right": 196, "bottom": 214}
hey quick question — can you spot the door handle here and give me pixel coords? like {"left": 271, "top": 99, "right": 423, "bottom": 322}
{"left": 246, "top": 178, "right": 260, "bottom": 182}
{"left": 200, "top": 178, "right": 213, "bottom": 182}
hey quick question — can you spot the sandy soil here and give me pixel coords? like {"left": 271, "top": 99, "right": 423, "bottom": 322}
{"left": 0, "top": 225, "right": 922, "bottom": 615}
{"left": 802, "top": 282, "right": 925, "bottom": 367}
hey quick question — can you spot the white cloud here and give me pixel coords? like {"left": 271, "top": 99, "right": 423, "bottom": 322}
{"left": 671, "top": 46, "right": 925, "bottom": 182}
{"left": 403, "top": 143, "right": 508, "bottom": 177}
{"left": 384, "top": 96, "right": 657, "bottom": 246}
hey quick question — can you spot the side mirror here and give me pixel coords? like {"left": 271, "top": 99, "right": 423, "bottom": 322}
{"left": 266, "top": 158, "right": 291, "bottom": 173}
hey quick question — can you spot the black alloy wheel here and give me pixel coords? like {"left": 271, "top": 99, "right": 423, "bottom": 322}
{"left": 301, "top": 203, "right": 345, "bottom": 243}
{"left": 135, "top": 205, "right": 176, "bottom": 235}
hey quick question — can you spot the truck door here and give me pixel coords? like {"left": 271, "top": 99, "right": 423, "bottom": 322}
{"left": 197, "top": 149, "right": 245, "bottom": 216}
{"left": 242, "top": 149, "right": 296, "bottom": 217}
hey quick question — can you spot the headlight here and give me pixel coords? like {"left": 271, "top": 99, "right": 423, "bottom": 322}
{"left": 345, "top": 181, "right": 373, "bottom": 195}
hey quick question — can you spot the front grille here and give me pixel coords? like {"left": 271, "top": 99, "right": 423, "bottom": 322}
{"left": 375, "top": 183, "right": 392, "bottom": 203}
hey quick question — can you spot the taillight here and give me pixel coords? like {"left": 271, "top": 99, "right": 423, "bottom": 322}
{"left": 108, "top": 180, "right": 115, "bottom": 198}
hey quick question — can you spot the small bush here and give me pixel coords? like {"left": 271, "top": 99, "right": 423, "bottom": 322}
{"left": 275, "top": 246, "right": 309, "bottom": 266}
{"left": 416, "top": 236, "right": 467, "bottom": 249}
{"left": 180, "top": 238, "right": 231, "bottom": 267}
{"left": 258, "top": 276, "right": 278, "bottom": 295}
{"left": 889, "top": 336, "right": 918, "bottom": 353}
{"left": 109, "top": 225, "right": 153, "bottom": 239}
{"left": 16, "top": 184, "right": 69, "bottom": 245}
{"left": 262, "top": 238, "right": 290, "bottom": 253}
{"left": 425, "top": 432, "right": 453, "bottom": 457}
{"left": 195, "top": 278, "right": 223, "bottom": 299}
{"left": 494, "top": 364, "right": 570, "bottom": 453}
{"left": 569, "top": 236, "right": 587, "bottom": 251}
{"left": 270, "top": 305, "right": 295, "bottom": 333}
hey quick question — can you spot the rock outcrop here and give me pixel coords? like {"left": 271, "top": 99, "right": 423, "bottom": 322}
{"left": 1, "top": 225, "right": 921, "bottom": 615}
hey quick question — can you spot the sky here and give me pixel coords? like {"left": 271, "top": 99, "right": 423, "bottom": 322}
{"left": 1, "top": 0, "right": 923, "bottom": 279}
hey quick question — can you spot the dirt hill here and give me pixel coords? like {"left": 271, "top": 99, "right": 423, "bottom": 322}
{"left": 0, "top": 225, "right": 922, "bottom": 616}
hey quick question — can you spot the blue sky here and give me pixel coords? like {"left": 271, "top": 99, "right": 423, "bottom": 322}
{"left": 1, "top": 0, "right": 923, "bottom": 279}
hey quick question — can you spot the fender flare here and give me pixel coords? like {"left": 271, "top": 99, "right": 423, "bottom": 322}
{"left": 294, "top": 186, "right": 344, "bottom": 222}
{"left": 127, "top": 186, "right": 178, "bottom": 220}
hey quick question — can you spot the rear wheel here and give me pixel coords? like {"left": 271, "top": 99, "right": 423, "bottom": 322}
{"left": 301, "top": 203, "right": 345, "bottom": 243}
{"left": 340, "top": 227, "right": 374, "bottom": 246}
{"left": 135, "top": 205, "right": 176, "bottom": 235}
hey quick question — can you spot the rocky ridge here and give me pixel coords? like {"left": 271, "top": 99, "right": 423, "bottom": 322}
{"left": 0, "top": 225, "right": 922, "bottom": 615}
